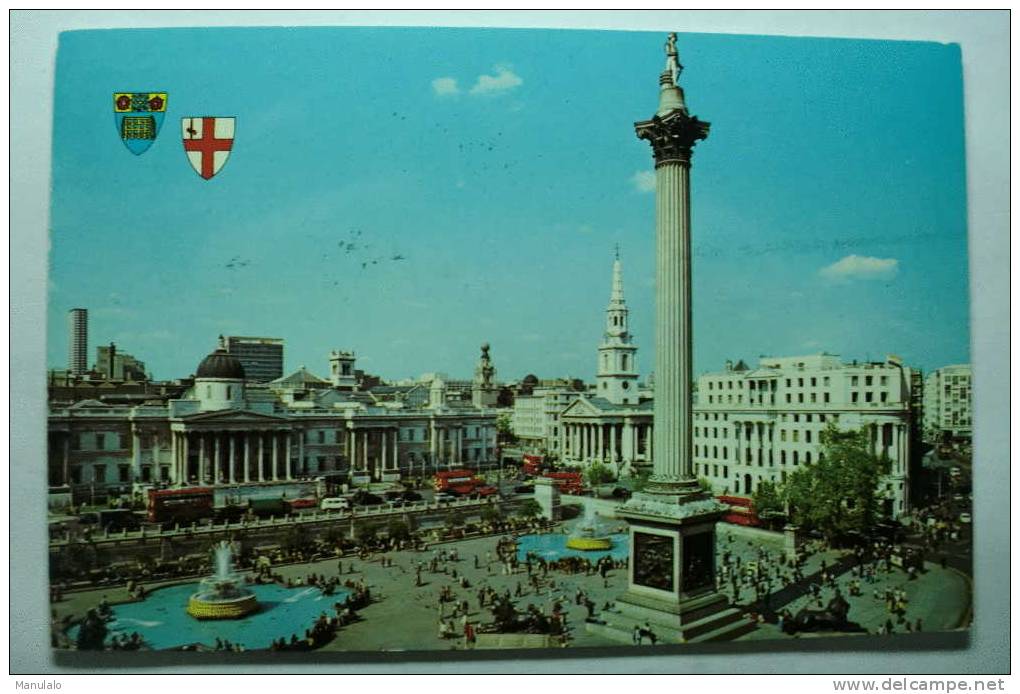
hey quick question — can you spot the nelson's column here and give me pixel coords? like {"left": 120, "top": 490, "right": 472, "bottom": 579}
{"left": 589, "top": 34, "right": 754, "bottom": 644}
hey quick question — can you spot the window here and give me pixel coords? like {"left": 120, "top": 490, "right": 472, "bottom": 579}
{"left": 880, "top": 376, "right": 888, "bottom": 386}
{"left": 785, "top": 394, "right": 791, "bottom": 404}
{"left": 792, "top": 431, "right": 799, "bottom": 442}
{"left": 798, "top": 393, "right": 804, "bottom": 403}
{"left": 810, "top": 393, "right": 816, "bottom": 403}
{"left": 318, "top": 431, "right": 325, "bottom": 444}
{"left": 94, "top": 465, "right": 106, "bottom": 483}
{"left": 805, "top": 451, "right": 812, "bottom": 464}
{"left": 785, "top": 379, "right": 791, "bottom": 387}
{"left": 865, "top": 376, "right": 873, "bottom": 386}
{"left": 819, "top": 414, "right": 826, "bottom": 422}
{"left": 798, "top": 378, "right": 804, "bottom": 387}
{"left": 780, "top": 430, "right": 787, "bottom": 442}
{"left": 852, "top": 392, "right": 859, "bottom": 403}
{"left": 226, "top": 385, "right": 232, "bottom": 399}
{"left": 781, "top": 451, "right": 786, "bottom": 465}
{"left": 811, "top": 377, "right": 817, "bottom": 387}
{"left": 622, "top": 354, "right": 629, "bottom": 370}
{"left": 823, "top": 376, "right": 830, "bottom": 386}
{"left": 793, "top": 414, "right": 799, "bottom": 423}
{"left": 95, "top": 434, "right": 105, "bottom": 450}
{"left": 206, "top": 385, "right": 212, "bottom": 398}
{"left": 880, "top": 392, "right": 888, "bottom": 403}
{"left": 806, "top": 430, "right": 812, "bottom": 443}
{"left": 793, "top": 452, "right": 799, "bottom": 466}
{"left": 141, "top": 466, "right": 152, "bottom": 482}
{"left": 851, "top": 376, "right": 859, "bottom": 386}
{"left": 865, "top": 391, "right": 874, "bottom": 403}
{"left": 71, "top": 434, "right": 81, "bottom": 451}
{"left": 824, "top": 393, "right": 830, "bottom": 403}
{"left": 806, "top": 414, "right": 812, "bottom": 422}
{"left": 119, "top": 465, "right": 130, "bottom": 483}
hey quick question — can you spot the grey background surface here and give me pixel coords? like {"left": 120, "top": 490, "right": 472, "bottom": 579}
{"left": 10, "top": 10, "right": 1009, "bottom": 674}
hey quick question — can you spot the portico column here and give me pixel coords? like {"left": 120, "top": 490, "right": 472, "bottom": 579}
{"left": 131, "top": 427, "right": 141, "bottom": 483}
{"left": 286, "top": 434, "right": 293, "bottom": 480}
{"left": 214, "top": 433, "right": 222, "bottom": 484}
{"left": 182, "top": 433, "right": 190, "bottom": 484}
{"left": 256, "top": 434, "right": 263, "bottom": 483}
{"left": 298, "top": 430, "right": 305, "bottom": 477}
{"left": 610, "top": 424, "right": 617, "bottom": 463}
{"left": 382, "top": 428, "right": 388, "bottom": 475}
{"left": 362, "top": 431, "right": 369, "bottom": 472}
{"left": 271, "top": 433, "right": 278, "bottom": 481}
{"left": 198, "top": 434, "right": 207, "bottom": 484}
{"left": 238, "top": 435, "right": 246, "bottom": 485}
{"left": 392, "top": 429, "right": 399, "bottom": 470}
{"left": 153, "top": 434, "right": 162, "bottom": 482}
{"left": 170, "top": 432, "right": 178, "bottom": 484}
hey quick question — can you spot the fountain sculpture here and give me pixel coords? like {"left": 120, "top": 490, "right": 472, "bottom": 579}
{"left": 186, "top": 541, "right": 259, "bottom": 620}
{"left": 566, "top": 500, "right": 614, "bottom": 551}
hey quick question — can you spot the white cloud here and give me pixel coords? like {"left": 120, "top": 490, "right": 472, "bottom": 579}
{"left": 631, "top": 170, "right": 656, "bottom": 193}
{"left": 819, "top": 254, "right": 899, "bottom": 282}
{"left": 431, "top": 77, "right": 460, "bottom": 96}
{"left": 469, "top": 65, "right": 523, "bottom": 95}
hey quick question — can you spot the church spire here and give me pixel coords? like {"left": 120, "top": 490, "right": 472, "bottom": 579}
{"left": 597, "top": 252, "right": 639, "bottom": 405}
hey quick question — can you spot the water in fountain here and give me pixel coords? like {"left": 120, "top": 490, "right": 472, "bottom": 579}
{"left": 566, "top": 498, "right": 613, "bottom": 551}
{"left": 186, "top": 541, "right": 260, "bottom": 620}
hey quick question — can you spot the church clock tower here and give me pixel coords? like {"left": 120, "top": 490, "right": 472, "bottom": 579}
{"left": 597, "top": 251, "right": 639, "bottom": 404}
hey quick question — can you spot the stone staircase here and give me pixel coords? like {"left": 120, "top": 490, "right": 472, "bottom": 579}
{"left": 585, "top": 592, "right": 757, "bottom": 645}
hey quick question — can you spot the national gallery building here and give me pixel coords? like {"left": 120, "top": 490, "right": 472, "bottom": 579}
{"left": 47, "top": 342, "right": 500, "bottom": 504}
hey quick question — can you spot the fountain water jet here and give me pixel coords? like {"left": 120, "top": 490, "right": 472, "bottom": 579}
{"left": 566, "top": 499, "right": 614, "bottom": 551}
{"left": 186, "top": 541, "right": 259, "bottom": 620}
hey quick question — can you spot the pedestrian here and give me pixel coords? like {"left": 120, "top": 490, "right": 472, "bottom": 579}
{"left": 632, "top": 625, "right": 642, "bottom": 645}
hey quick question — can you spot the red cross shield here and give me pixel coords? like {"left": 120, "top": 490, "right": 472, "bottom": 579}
{"left": 181, "top": 117, "right": 235, "bottom": 180}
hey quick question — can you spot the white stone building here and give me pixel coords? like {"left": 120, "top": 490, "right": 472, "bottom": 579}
{"left": 922, "top": 364, "right": 972, "bottom": 442}
{"left": 559, "top": 256, "right": 653, "bottom": 474}
{"left": 693, "top": 353, "right": 917, "bottom": 517}
{"left": 48, "top": 341, "right": 498, "bottom": 500}
{"left": 511, "top": 387, "right": 582, "bottom": 455}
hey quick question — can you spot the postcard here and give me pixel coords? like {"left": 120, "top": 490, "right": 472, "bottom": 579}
{"left": 44, "top": 24, "right": 972, "bottom": 657}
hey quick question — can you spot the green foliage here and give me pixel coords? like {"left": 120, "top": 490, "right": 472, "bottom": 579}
{"left": 696, "top": 477, "right": 713, "bottom": 492}
{"left": 785, "top": 424, "right": 891, "bottom": 541}
{"left": 495, "top": 414, "right": 516, "bottom": 443}
{"left": 517, "top": 499, "right": 542, "bottom": 518}
{"left": 480, "top": 505, "right": 503, "bottom": 524}
{"left": 445, "top": 511, "right": 465, "bottom": 528}
{"left": 752, "top": 480, "right": 785, "bottom": 519}
{"left": 585, "top": 462, "right": 617, "bottom": 487}
{"left": 386, "top": 520, "right": 411, "bottom": 542}
{"left": 629, "top": 468, "right": 652, "bottom": 492}
{"left": 282, "top": 524, "right": 311, "bottom": 552}
{"left": 355, "top": 524, "right": 377, "bottom": 544}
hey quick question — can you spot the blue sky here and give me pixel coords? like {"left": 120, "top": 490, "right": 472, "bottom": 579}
{"left": 47, "top": 27, "right": 969, "bottom": 382}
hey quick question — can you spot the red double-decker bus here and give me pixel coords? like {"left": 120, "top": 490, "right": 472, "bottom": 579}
{"left": 542, "top": 471, "right": 585, "bottom": 495}
{"left": 716, "top": 495, "right": 761, "bottom": 527}
{"left": 522, "top": 454, "right": 547, "bottom": 477}
{"left": 147, "top": 487, "right": 215, "bottom": 525}
{"left": 434, "top": 470, "right": 497, "bottom": 497}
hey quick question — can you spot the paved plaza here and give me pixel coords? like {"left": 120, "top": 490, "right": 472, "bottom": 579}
{"left": 51, "top": 501, "right": 972, "bottom": 652}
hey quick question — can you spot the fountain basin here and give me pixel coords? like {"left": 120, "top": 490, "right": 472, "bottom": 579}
{"left": 565, "top": 535, "right": 613, "bottom": 551}
{"left": 186, "top": 592, "right": 259, "bottom": 620}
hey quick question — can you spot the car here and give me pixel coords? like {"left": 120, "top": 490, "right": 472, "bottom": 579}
{"left": 435, "top": 492, "right": 458, "bottom": 504}
{"left": 513, "top": 483, "right": 535, "bottom": 494}
{"left": 958, "top": 512, "right": 971, "bottom": 524}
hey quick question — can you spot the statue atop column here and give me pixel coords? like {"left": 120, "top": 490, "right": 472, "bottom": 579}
{"left": 665, "top": 32, "right": 682, "bottom": 85}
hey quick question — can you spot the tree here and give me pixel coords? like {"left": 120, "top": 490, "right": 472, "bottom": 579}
{"left": 752, "top": 480, "right": 785, "bottom": 528}
{"left": 386, "top": 520, "right": 411, "bottom": 542}
{"left": 784, "top": 423, "right": 891, "bottom": 541}
{"left": 480, "top": 505, "right": 503, "bottom": 525}
{"left": 446, "top": 511, "right": 465, "bottom": 529}
{"left": 495, "top": 413, "right": 517, "bottom": 445}
{"left": 584, "top": 462, "right": 616, "bottom": 488}
{"left": 355, "top": 523, "right": 378, "bottom": 545}
{"left": 629, "top": 468, "right": 652, "bottom": 492}
{"left": 517, "top": 499, "right": 542, "bottom": 518}
{"left": 696, "top": 477, "right": 713, "bottom": 492}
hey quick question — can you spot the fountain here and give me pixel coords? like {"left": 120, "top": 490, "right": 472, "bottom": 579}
{"left": 566, "top": 500, "right": 614, "bottom": 552}
{"left": 186, "top": 541, "right": 259, "bottom": 620}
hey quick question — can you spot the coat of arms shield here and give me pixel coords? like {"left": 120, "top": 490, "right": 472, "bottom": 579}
{"left": 182, "top": 117, "right": 235, "bottom": 180}
{"left": 113, "top": 92, "right": 167, "bottom": 155}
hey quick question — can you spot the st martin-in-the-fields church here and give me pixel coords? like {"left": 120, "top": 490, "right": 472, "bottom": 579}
{"left": 559, "top": 255, "right": 654, "bottom": 475}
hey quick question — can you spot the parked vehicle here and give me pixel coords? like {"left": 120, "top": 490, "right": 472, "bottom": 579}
{"left": 434, "top": 470, "right": 497, "bottom": 498}
{"left": 287, "top": 496, "right": 319, "bottom": 510}
{"left": 320, "top": 497, "right": 352, "bottom": 512}
{"left": 79, "top": 508, "right": 142, "bottom": 532}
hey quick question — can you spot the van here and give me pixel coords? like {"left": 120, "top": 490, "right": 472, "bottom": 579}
{"left": 320, "top": 497, "right": 351, "bottom": 512}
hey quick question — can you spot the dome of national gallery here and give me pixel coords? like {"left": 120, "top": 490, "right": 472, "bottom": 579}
{"left": 196, "top": 347, "right": 246, "bottom": 380}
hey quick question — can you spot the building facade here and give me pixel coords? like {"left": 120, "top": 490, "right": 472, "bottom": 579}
{"left": 48, "top": 344, "right": 499, "bottom": 501}
{"left": 693, "top": 354, "right": 917, "bottom": 516}
{"left": 559, "top": 256, "right": 653, "bottom": 474}
{"left": 95, "top": 343, "right": 148, "bottom": 381}
{"left": 68, "top": 308, "right": 88, "bottom": 376}
{"left": 224, "top": 335, "right": 284, "bottom": 383}
{"left": 511, "top": 387, "right": 582, "bottom": 455}
{"left": 922, "top": 364, "right": 972, "bottom": 442}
